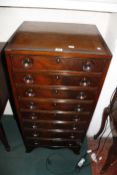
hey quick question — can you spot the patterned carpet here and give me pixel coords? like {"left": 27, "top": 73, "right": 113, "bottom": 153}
{"left": 0, "top": 115, "right": 92, "bottom": 175}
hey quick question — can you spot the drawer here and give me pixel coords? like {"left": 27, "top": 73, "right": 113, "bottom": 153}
{"left": 21, "top": 111, "right": 91, "bottom": 121}
{"left": 16, "top": 86, "right": 97, "bottom": 100}
{"left": 18, "top": 99, "right": 93, "bottom": 112}
{"left": 22, "top": 120, "right": 87, "bottom": 130}
{"left": 24, "top": 129, "right": 85, "bottom": 139}
{"left": 26, "top": 138, "right": 81, "bottom": 148}
{"left": 11, "top": 55, "right": 106, "bottom": 72}
{"left": 13, "top": 72, "right": 101, "bottom": 87}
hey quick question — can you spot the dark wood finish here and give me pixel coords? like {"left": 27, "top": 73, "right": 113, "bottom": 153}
{"left": 5, "top": 22, "right": 112, "bottom": 153}
{"left": 0, "top": 42, "right": 10, "bottom": 151}
{"left": 13, "top": 71, "right": 101, "bottom": 86}
{"left": 16, "top": 86, "right": 97, "bottom": 99}
{"left": 12, "top": 55, "right": 107, "bottom": 72}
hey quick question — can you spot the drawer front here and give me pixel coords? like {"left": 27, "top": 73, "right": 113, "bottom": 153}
{"left": 16, "top": 86, "right": 97, "bottom": 100}
{"left": 12, "top": 55, "right": 106, "bottom": 72}
{"left": 18, "top": 99, "right": 93, "bottom": 112}
{"left": 13, "top": 72, "right": 101, "bottom": 87}
{"left": 24, "top": 129, "right": 85, "bottom": 139}
{"left": 26, "top": 138, "right": 81, "bottom": 148}
{"left": 8, "top": 54, "right": 110, "bottom": 151}
{"left": 22, "top": 120, "right": 88, "bottom": 130}
{"left": 21, "top": 111, "right": 91, "bottom": 121}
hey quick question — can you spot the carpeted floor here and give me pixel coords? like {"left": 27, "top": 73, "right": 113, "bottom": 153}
{"left": 0, "top": 115, "right": 92, "bottom": 175}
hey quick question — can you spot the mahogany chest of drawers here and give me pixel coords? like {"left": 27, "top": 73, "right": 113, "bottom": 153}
{"left": 5, "top": 22, "right": 112, "bottom": 153}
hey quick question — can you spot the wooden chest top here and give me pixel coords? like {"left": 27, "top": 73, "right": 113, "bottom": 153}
{"left": 6, "top": 21, "right": 111, "bottom": 58}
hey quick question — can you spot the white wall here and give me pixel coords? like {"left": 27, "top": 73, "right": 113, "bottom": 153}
{"left": 1, "top": 7, "right": 117, "bottom": 136}
{"left": 88, "top": 13, "right": 117, "bottom": 137}
{"left": 0, "top": 7, "right": 110, "bottom": 41}
{"left": 0, "top": 0, "right": 117, "bottom": 12}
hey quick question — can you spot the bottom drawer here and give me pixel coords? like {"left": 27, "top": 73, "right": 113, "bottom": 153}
{"left": 25, "top": 138, "right": 81, "bottom": 148}
{"left": 24, "top": 129, "right": 85, "bottom": 139}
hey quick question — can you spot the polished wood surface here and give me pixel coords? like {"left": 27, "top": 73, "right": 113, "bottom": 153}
{"left": 5, "top": 22, "right": 112, "bottom": 153}
{"left": 11, "top": 55, "right": 107, "bottom": 71}
{"left": 6, "top": 22, "right": 111, "bottom": 57}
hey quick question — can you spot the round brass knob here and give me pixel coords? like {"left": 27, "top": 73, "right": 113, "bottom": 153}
{"left": 24, "top": 75, "right": 34, "bottom": 84}
{"left": 22, "top": 58, "right": 32, "bottom": 68}
{"left": 29, "top": 102, "right": 36, "bottom": 110}
{"left": 73, "top": 126, "right": 77, "bottom": 131}
{"left": 26, "top": 88, "right": 35, "bottom": 97}
{"left": 33, "top": 133, "right": 38, "bottom": 137}
{"left": 31, "top": 113, "right": 37, "bottom": 120}
{"left": 83, "top": 61, "right": 94, "bottom": 72}
{"left": 34, "top": 142, "right": 38, "bottom": 145}
{"left": 76, "top": 105, "right": 82, "bottom": 112}
{"left": 53, "top": 103, "right": 57, "bottom": 107}
{"left": 55, "top": 89, "right": 59, "bottom": 94}
{"left": 31, "top": 116, "right": 36, "bottom": 120}
{"left": 77, "top": 92, "right": 86, "bottom": 100}
{"left": 70, "top": 134, "right": 75, "bottom": 139}
{"left": 32, "top": 124, "right": 37, "bottom": 129}
{"left": 56, "top": 57, "right": 61, "bottom": 63}
{"left": 80, "top": 77, "right": 90, "bottom": 87}
{"left": 56, "top": 75, "right": 60, "bottom": 80}
{"left": 69, "top": 143, "right": 72, "bottom": 147}
{"left": 74, "top": 117, "right": 79, "bottom": 122}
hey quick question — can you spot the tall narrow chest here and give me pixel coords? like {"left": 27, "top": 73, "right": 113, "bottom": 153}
{"left": 5, "top": 22, "right": 112, "bottom": 153}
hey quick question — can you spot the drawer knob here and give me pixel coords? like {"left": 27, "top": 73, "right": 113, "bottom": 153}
{"left": 70, "top": 134, "right": 75, "bottom": 139}
{"left": 74, "top": 117, "right": 79, "bottom": 122}
{"left": 80, "top": 77, "right": 90, "bottom": 87}
{"left": 83, "top": 61, "right": 93, "bottom": 72}
{"left": 31, "top": 116, "right": 37, "bottom": 120}
{"left": 77, "top": 92, "right": 86, "bottom": 100}
{"left": 34, "top": 142, "right": 38, "bottom": 145}
{"left": 73, "top": 126, "right": 77, "bottom": 130}
{"left": 32, "top": 125, "right": 37, "bottom": 129}
{"left": 33, "top": 133, "right": 38, "bottom": 137}
{"left": 76, "top": 105, "right": 82, "bottom": 112}
{"left": 31, "top": 113, "right": 38, "bottom": 120}
{"left": 29, "top": 102, "right": 36, "bottom": 110}
{"left": 53, "top": 103, "right": 57, "bottom": 107}
{"left": 55, "top": 90, "right": 59, "bottom": 94}
{"left": 56, "top": 57, "right": 61, "bottom": 63}
{"left": 22, "top": 58, "right": 32, "bottom": 68}
{"left": 56, "top": 75, "right": 60, "bottom": 80}
{"left": 24, "top": 75, "right": 34, "bottom": 84}
{"left": 74, "top": 115, "right": 79, "bottom": 120}
{"left": 26, "top": 88, "right": 35, "bottom": 97}
{"left": 69, "top": 143, "right": 72, "bottom": 147}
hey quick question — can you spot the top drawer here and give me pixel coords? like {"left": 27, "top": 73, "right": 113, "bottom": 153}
{"left": 11, "top": 55, "right": 107, "bottom": 72}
